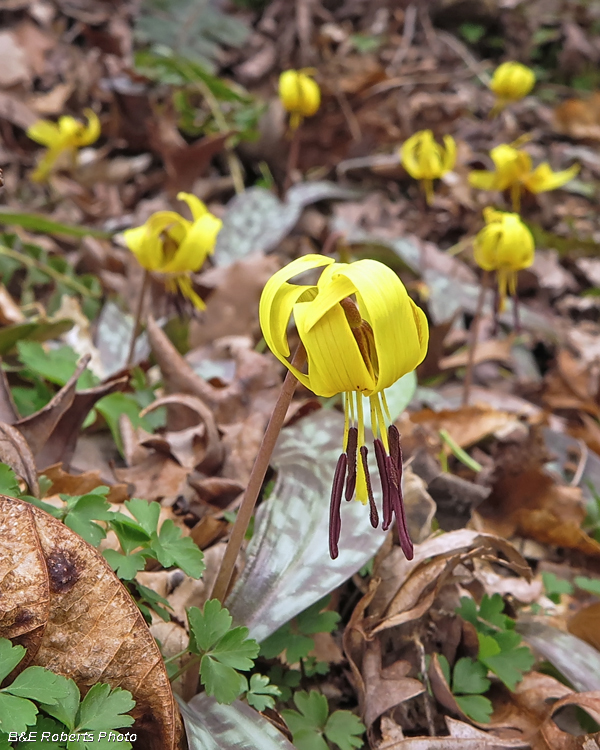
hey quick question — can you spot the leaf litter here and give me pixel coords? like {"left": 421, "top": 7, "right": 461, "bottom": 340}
{"left": 2, "top": 0, "right": 600, "bottom": 748}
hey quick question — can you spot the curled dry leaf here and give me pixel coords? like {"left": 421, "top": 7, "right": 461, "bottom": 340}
{"left": 368, "top": 529, "right": 530, "bottom": 628}
{"left": 0, "top": 421, "right": 39, "bottom": 496}
{"left": 141, "top": 393, "right": 223, "bottom": 473}
{"left": 0, "top": 495, "right": 182, "bottom": 750}
{"left": 147, "top": 315, "right": 245, "bottom": 423}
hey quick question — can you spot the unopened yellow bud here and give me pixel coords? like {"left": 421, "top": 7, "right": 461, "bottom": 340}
{"left": 489, "top": 62, "right": 535, "bottom": 113}
{"left": 279, "top": 69, "right": 321, "bottom": 130}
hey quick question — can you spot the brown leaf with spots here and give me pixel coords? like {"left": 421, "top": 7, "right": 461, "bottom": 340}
{"left": 0, "top": 495, "right": 182, "bottom": 750}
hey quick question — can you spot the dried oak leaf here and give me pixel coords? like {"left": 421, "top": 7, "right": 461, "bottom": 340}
{"left": 0, "top": 495, "right": 182, "bottom": 750}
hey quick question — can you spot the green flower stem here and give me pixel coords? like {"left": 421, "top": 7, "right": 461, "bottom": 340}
{"left": 462, "top": 270, "right": 489, "bottom": 407}
{"left": 211, "top": 344, "right": 306, "bottom": 603}
{"left": 127, "top": 268, "right": 150, "bottom": 367}
{"left": 0, "top": 244, "right": 100, "bottom": 298}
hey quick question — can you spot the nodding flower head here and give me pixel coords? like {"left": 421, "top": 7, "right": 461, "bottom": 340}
{"left": 469, "top": 143, "right": 579, "bottom": 212}
{"left": 123, "top": 192, "right": 222, "bottom": 310}
{"left": 473, "top": 208, "right": 535, "bottom": 312}
{"left": 400, "top": 130, "right": 456, "bottom": 205}
{"left": 259, "top": 254, "right": 429, "bottom": 559}
{"left": 27, "top": 109, "right": 101, "bottom": 182}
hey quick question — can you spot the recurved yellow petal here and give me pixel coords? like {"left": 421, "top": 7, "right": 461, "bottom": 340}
{"left": 162, "top": 213, "right": 222, "bottom": 273}
{"left": 468, "top": 170, "right": 500, "bottom": 190}
{"left": 259, "top": 254, "right": 333, "bottom": 377}
{"left": 337, "top": 260, "right": 429, "bottom": 392}
{"left": 177, "top": 192, "right": 209, "bottom": 221}
{"left": 524, "top": 162, "right": 579, "bottom": 193}
{"left": 78, "top": 109, "right": 101, "bottom": 146}
{"left": 27, "top": 120, "right": 61, "bottom": 147}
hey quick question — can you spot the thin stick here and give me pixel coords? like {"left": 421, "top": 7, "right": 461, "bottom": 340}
{"left": 284, "top": 125, "right": 302, "bottom": 192}
{"left": 127, "top": 269, "right": 150, "bottom": 367}
{"left": 211, "top": 344, "right": 306, "bottom": 603}
{"left": 462, "top": 271, "right": 489, "bottom": 407}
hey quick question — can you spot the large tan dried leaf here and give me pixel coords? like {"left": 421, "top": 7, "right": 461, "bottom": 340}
{"left": 409, "top": 406, "right": 520, "bottom": 449}
{"left": 0, "top": 496, "right": 181, "bottom": 749}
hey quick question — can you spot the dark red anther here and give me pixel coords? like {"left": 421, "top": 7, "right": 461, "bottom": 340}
{"left": 360, "top": 445, "right": 379, "bottom": 528}
{"left": 345, "top": 427, "right": 358, "bottom": 501}
{"left": 374, "top": 438, "right": 392, "bottom": 530}
{"left": 387, "top": 456, "right": 414, "bottom": 560}
{"left": 329, "top": 453, "right": 347, "bottom": 559}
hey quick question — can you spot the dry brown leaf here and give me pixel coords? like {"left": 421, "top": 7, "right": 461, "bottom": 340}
{"left": 553, "top": 92, "right": 600, "bottom": 141}
{"left": 147, "top": 315, "right": 244, "bottom": 423}
{"left": 0, "top": 495, "right": 182, "bottom": 749}
{"left": 410, "top": 406, "right": 520, "bottom": 449}
{"left": 568, "top": 601, "right": 600, "bottom": 651}
{"left": 362, "top": 638, "right": 424, "bottom": 729}
{"left": 114, "top": 452, "right": 189, "bottom": 502}
{"left": 0, "top": 422, "right": 39, "bottom": 496}
{"left": 41, "top": 463, "right": 129, "bottom": 503}
{"left": 440, "top": 338, "right": 514, "bottom": 370}
{"left": 141, "top": 393, "right": 223, "bottom": 473}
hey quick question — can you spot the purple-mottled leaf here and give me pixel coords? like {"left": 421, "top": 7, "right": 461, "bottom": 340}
{"left": 516, "top": 620, "right": 600, "bottom": 692}
{"left": 179, "top": 694, "right": 295, "bottom": 750}
{"left": 214, "top": 183, "right": 361, "bottom": 266}
{"left": 225, "top": 409, "right": 387, "bottom": 642}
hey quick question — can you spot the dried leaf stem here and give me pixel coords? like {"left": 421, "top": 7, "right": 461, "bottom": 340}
{"left": 211, "top": 344, "right": 306, "bottom": 603}
{"left": 462, "top": 270, "right": 489, "bottom": 407}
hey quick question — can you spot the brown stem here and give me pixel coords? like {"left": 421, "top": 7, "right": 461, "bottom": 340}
{"left": 284, "top": 125, "right": 302, "bottom": 193}
{"left": 462, "top": 271, "right": 489, "bottom": 407}
{"left": 127, "top": 269, "right": 150, "bottom": 367}
{"left": 210, "top": 344, "right": 306, "bottom": 603}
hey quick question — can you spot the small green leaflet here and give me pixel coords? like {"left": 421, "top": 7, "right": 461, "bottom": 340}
{"left": 150, "top": 520, "right": 205, "bottom": 578}
{"left": 542, "top": 572, "right": 574, "bottom": 603}
{"left": 259, "top": 596, "right": 339, "bottom": 664}
{"left": 451, "top": 657, "right": 490, "bottom": 695}
{"left": 574, "top": 576, "right": 600, "bottom": 596}
{"left": 281, "top": 691, "right": 365, "bottom": 750}
{"left": 477, "top": 632, "right": 535, "bottom": 691}
{"left": 437, "top": 654, "right": 493, "bottom": 724}
{"left": 267, "top": 666, "right": 301, "bottom": 702}
{"left": 0, "top": 464, "right": 20, "bottom": 497}
{"left": 187, "top": 600, "right": 260, "bottom": 704}
{"left": 245, "top": 674, "right": 281, "bottom": 712}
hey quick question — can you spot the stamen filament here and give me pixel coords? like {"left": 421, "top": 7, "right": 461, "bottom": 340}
{"left": 360, "top": 445, "right": 378, "bottom": 528}
{"left": 374, "top": 438, "right": 392, "bottom": 530}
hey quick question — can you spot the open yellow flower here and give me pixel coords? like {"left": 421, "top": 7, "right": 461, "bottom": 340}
{"left": 489, "top": 62, "right": 535, "bottom": 115}
{"left": 260, "top": 254, "right": 429, "bottom": 559}
{"left": 473, "top": 208, "right": 534, "bottom": 312}
{"left": 400, "top": 130, "right": 456, "bottom": 205}
{"left": 279, "top": 69, "right": 321, "bottom": 131}
{"left": 27, "top": 109, "right": 101, "bottom": 182}
{"left": 123, "top": 192, "right": 222, "bottom": 310}
{"left": 469, "top": 143, "right": 579, "bottom": 211}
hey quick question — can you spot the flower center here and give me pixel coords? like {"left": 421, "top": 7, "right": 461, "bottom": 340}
{"left": 340, "top": 296, "right": 378, "bottom": 382}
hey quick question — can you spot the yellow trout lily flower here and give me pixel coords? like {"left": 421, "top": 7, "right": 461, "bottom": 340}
{"left": 27, "top": 109, "right": 101, "bottom": 182}
{"left": 259, "top": 254, "right": 429, "bottom": 559}
{"left": 123, "top": 192, "right": 222, "bottom": 310}
{"left": 469, "top": 143, "right": 579, "bottom": 212}
{"left": 473, "top": 208, "right": 534, "bottom": 313}
{"left": 489, "top": 62, "right": 535, "bottom": 115}
{"left": 400, "top": 130, "right": 456, "bottom": 205}
{"left": 279, "top": 69, "right": 321, "bottom": 131}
